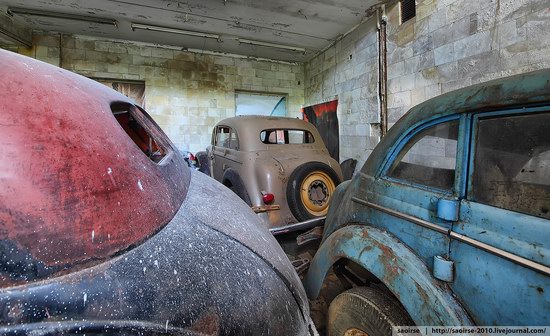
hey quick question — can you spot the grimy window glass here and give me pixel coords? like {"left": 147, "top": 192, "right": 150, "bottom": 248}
{"left": 216, "top": 127, "right": 231, "bottom": 148}
{"left": 387, "top": 120, "right": 459, "bottom": 190}
{"left": 260, "top": 129, "right": 314, "bottom": 144}
{"left": 472, "top": 113, "right": 550, "bottom": 219}
{"left": 111, "top": 103, "right": 167, "bottom": 163}
{"left": 401, "top": 0, "right": 416, "bottom": 23}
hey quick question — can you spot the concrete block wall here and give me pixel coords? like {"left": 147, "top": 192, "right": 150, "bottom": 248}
{"left": 12, "top": 34, "right": 305, "bottom": 153}
{"left": 385, "top": 0, "right": 550, "bottom": 125}
{"left": 305, "top": 0, "right": 550, "bottom": 168}
{"left": 305, "top": 17, "right": 381, "bottom": 165}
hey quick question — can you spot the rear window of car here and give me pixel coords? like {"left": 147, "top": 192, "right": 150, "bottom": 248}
{"left": 112, "top": 103, "right": 169, "bottom": 163}
{"left": 260, "top": 129, "right": 314, "bottom": 144}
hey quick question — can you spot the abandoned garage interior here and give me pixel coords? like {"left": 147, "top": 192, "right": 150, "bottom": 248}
{"left": 2, "top": 0, "right": 547, "bottom": 166}
{"left": 0, "top": 0, "right": 549, "bottom": 335}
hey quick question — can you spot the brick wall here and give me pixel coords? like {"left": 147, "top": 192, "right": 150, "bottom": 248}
{"left": 13, "top": 33, "right": 305, "bottom": 153}
{"left": 305, "top": 0, "right": 550, "bottom": 168}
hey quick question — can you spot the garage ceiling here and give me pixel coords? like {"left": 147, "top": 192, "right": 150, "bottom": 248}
{"left": 0, "top": 0, "right": 383, "bottom": 62}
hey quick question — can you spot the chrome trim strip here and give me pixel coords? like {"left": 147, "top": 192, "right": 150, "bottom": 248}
{"left": 351, "top": 197, "right": 449, "bottom": 235}
{"left": 449, "top": 231, "right": 550, "bottom": 276}
{"left": 352, "top": 197, "right": 550, "bottom": 276}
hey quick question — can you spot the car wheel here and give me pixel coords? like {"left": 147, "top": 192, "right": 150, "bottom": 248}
{"left": 327, "top": 287, "right": 414, "bottom": 336}
{"left": 195, "top": 151, "right": 210, "bottom": 175}
{"left": 287, "top": 162, "right": 340, "bottom": 221}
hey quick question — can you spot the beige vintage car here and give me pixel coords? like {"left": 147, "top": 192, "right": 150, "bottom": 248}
{"left": 205, "top": 116, "right": 343, "bottom": 229}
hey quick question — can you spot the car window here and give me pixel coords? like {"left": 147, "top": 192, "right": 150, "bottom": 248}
{"left": 260, "top": 129, "right": 314, "bottom": 144}
{"left": 471, "top": 112, "right": 550, "bottom": 219}
{"left": 111, "top": 103, "right": 168, "bottom": 163}
{"left": 229, "top": 129, "right": 239, "bottom": 150}
{"left": 216, "top": 126, "right": 231, "bottom": 148}
{"left": 386, "top": 120, "right": 459, "bottom": 190}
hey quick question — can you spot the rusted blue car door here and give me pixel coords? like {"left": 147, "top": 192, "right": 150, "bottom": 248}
{"left": 363, "top": 115, "right": 469, "bottom": 267}
{"left": 450, "top": 106, "right": 550, "bottom": 325}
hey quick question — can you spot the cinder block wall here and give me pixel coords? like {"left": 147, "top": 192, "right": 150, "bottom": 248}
{"left": 305, "top": 0, "right": 550, "bottom": 168}
{"left": 14, "top": 34, "right": 305, "bottom": 153}
{"left": 305, "top": 17, "right": 380, "bottom": 165}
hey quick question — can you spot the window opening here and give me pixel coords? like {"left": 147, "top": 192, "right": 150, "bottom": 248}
{"left": 111, "top": 103, "right": 167, "bottom": 163}
{"left": 472, "top": 112, "right": 550, "bottom": 219}
{"left": 387, "top": 120, "right": 459, "bottom": 190}
{"left": 260, "top": 129, "right": 314, "bottom": 144}
{"left": 235, "top": 91, "right": 287, "bottom": 116}
{"left": 95, "top": 79, "right": 146, "bottom": 107}
{"left": 401, "top": 0, "right": 416, "bottom": 24}
{"left": 216, "top": 127, "right": 231, "bottom": 148}
{"left": 229, "top": 130, "right": 239, "bottom": 150}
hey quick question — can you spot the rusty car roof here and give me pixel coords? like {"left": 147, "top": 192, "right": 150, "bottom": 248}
{"left": 363, "top": 68, "right": 550, "bottom": 175}
{"left": 0, "top": 50, "right": 190, "bottom": 287}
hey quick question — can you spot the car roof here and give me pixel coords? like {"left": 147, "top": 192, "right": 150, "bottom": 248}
{"left": 215, "top": 115, "right": 325, "bottom": 151}
{"left": 363, "top": 68, "right": 550, "bottom": 175}
{"left": 0, "top": 49, "right": 189, "bottom": 286}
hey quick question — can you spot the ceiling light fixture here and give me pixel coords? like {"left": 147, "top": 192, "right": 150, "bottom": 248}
{"left": 238, "top": 38, "right": 305, "bottom": 53}
{"left": 131, "top": 23, "right": 220, "bottom": 40}
{"left": 8, "top": 7, "right": 118, "bottom": 26}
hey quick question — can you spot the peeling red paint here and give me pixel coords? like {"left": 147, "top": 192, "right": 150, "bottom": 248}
{"left": 0, "top": 50, "right": 189, "bottom": 287}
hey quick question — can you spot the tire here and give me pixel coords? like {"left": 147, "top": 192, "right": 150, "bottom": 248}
{"left": 286, "top": 162, "right": 341, "bottom": 221}
{"left": 195, "top": 151, "right": 210, "bottom": 175}
{"left": 328, "top": 287, "right": 414, "bottom": 336}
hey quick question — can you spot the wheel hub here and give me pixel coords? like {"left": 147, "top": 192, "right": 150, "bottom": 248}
{"left": 299, "top": 170, "right": 337, "bottom": 216}
{"left": 308, "top": 180, "right": 328, "bottom": 206}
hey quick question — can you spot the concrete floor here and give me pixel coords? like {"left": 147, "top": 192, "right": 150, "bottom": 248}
{"left": 276, "top": 229, "right": 347, "bottom": 336}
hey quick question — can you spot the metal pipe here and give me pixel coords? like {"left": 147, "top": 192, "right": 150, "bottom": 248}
{"left": 269, "top": 216, "right": 326, "bottom": 236}
{"left": 378, "top": 8, "right": 388, "bottom": 137}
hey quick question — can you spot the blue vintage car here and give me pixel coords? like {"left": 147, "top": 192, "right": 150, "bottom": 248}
{"left": 305, "top": 69, "right": 550, "bottom": 334}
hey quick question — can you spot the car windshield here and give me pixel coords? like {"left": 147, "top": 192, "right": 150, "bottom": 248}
{"left": 260, "top": 129, "right": 314, "bottom": 144}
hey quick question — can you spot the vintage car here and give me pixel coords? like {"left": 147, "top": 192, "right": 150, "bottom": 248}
{"left": 305, "top": 69, "right": 550, "bottom": 334}
{"left": 0, "top": 50, "right": 316, "bottom": 335}
{"left": 205, "top": 116, "right": 343, "bottom": 230}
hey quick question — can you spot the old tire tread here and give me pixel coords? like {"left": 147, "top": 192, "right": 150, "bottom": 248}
{"left": 328, "top": 287, "right": 414, "bottom": 336}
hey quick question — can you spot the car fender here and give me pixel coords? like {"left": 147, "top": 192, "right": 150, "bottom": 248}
{"left": 305, "top": 224, "right": 474, "bottom": 327}
{"left": 222, "top": 168, "right": 252, "bottom": 206}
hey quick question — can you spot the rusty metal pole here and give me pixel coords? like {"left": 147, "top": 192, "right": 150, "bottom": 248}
{"left": 378, "top": 9, "right": 388, "bottom": 138}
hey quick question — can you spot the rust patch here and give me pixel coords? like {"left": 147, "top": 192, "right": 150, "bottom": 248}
{"left": 190, "top": 308, "right": 220, "bottom": 335}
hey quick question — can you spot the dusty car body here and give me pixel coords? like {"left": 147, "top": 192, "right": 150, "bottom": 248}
{"left": 207, "top": 116, "right": 343, "bottom": 229}
{"left": 305, "top": 69, "right": 550, "bottom": 333}
{"left": 0, "top": 50, "right": 315, "bottom": 335}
